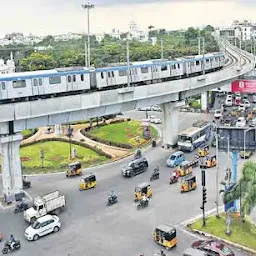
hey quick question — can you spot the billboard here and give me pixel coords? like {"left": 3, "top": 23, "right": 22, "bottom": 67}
{"left": 231, "top": 80, "right": 256, "bottom": 93}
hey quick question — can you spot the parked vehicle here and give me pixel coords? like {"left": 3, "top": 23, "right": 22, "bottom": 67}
{"left": 151, "top": 105, "right": 162, "bottom": 112}
{"left": 166, "top": 151, "right": 185, "bottom": 167}
{"left": 121, "top": 157, "right": 148, "bottom": 177}
{"left": 24, "top": 215, "right": 61, "bottom": 241}
{"left": 244, "top": 100, "right": 251, "bottom": 108}
{"left": 134, "top": 182, "right": 152, "bottom": 202}
{"left": 239, "top": 150, "right": 253, "bottom": 159}
{"left": 238, "top": 104, "right": 246, "bottom": 112}
{"left": 191, "top": 240, "right": 235, "bottom": 256}
{"left": 249, "top": 118, "right": 256, "bottom": 127}
{"left": 153, "top": 225, "right": 177, "bottom": 249}
{"left": 79, "top": 173, "right": 96, "bottom": 190}
{"left": 2, "top": 240, "right": 21, "bottom": 254}
{"left": 22, "top": 176, "right": 31, "bottom": 189}
{"left": 236, "top": 117, "right": 246, "bottom": 127}
{"left": 214, "top": 109, "right": 222, "bottom": 119}
{"left": 66, "top": 161, "right": 82, "bottom": 177}
{"left": 24, "top": 190, "right": 66, "bottom": 223}
{"left": 225, "top": 98, "right": 232, "bottom": 106}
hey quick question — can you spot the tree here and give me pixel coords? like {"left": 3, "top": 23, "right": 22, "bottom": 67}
{"left": 223, "top": 161, "right": 256, "bottom": 217}
{"left": 204, "top": 25, "right": 215, "bottom": 32}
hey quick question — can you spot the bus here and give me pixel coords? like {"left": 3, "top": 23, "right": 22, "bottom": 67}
{"left": 177, "top": 121, "right": 211, "bottom": 152}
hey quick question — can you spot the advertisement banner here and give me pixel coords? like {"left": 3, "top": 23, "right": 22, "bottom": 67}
{"left": 231, "top": 80, "right": 256, "bottom": 93}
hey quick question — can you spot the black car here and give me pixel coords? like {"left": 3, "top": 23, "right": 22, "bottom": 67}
{"left": 121, "top": 157, "right": 148, "bottom": 177}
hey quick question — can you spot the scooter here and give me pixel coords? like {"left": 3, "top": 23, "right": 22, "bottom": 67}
{"left": 150, "top": 170, "right": 159, "bottom": 181}
{"left": 107, "top": 195, "right": 118, "bottom": 206}
{"left": 22, "top": 176, "right": 31, "bottom": 189}
{"left": 2, "top": 240, "right": 21, "bottom": 254}
{"left": 137, "top": 199, "right": 149, "bottom": 210}
{"left": 14, "top": 201, "right": 29, "bottom": 214}
{"left": 169, "top": 171, "right": 179, "bottom": 184}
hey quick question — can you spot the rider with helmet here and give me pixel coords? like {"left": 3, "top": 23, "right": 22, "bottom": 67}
{"left": 9, "top": 234, "right": 15, "bottom": 250}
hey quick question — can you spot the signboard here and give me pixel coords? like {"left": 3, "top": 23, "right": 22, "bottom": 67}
{"left": 142, "top": 119, "right": 150, "bottom": 127}
{"left": 224, "top": 183, "right": 236, "bottom": 212}
{"left": 231, "top": 80, "right": 256, "bottom": 93}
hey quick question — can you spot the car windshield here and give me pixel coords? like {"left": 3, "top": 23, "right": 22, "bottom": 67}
{"left": 31, "top": 221, "right": 40, "bottom": 229}
{"left": 170, "top": 155, "right": 176, "bottom": 160}
{"left": 211, "top": 242, "right": 232, "bottom": 255}
{"left": 128, "top": 162, "right": 133, "bottom": 167}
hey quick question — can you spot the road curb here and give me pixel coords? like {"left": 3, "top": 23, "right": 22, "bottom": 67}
{"left": 186, "top": 214, "right": 256, "bottom": 255}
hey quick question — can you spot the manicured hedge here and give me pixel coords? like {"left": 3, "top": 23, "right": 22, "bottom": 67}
{"left": 22, "top": 128, "right": 39, "bottom": 140}
{"left": 21, "top": 137, "right": 112, "bottom": 159}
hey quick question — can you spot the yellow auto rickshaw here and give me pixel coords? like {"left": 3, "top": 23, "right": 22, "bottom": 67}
{"left": 153, "top": 224, "right": 177, "bottom": 250}
{"left": 66, "top": 161, "right": 82, "bottom": 177}
{"left": 181, "top": 175, "right": 197, "bottom": 193}
{"left": 79, "top": 173, "right": 96, "bottom": 191}
{"left": 176, "top": 161, "right": 193, "bottom": 177}
{"left": 134, "top": 182, "right": 152, "bottom": 202}
{"left": 198, "top": 144, "right": 209, "bottom": 157}
{"left": 200, "top": 155, "right": 217, "bottom": 168}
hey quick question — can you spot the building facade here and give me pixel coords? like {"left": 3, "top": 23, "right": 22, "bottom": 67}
{"left": 0, "top": 53, "right": 15, "bottom": 75}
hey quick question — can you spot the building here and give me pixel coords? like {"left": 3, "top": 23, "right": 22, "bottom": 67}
{"left": 0, "top": 53, "right": 15, "bottom": 75}
{"left": 127, "top": 20, "right": 148, "bottom": 42}
{"left": 53, "top": 33, "right": 83, "bottom": 41}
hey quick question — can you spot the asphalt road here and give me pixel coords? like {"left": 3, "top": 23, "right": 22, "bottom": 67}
{"left": 0, "top": 111, "right": 252, "bottom": 256}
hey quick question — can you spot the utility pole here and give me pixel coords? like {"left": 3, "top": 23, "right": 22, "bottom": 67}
{"left": 239, "top": 37, "right": 242, "bottom": 67}
{"left": 198, "top": 36, "right": 201, "bottom": 55}
{"left": 126, "top": 38, "right": 130, "bottom": 87}
{"left": 160, "top": 39, "right": 164, "bottom": 59}
{"left": 202, "top": 37, "right": 205, "bottom": 75}
{"left": 200, "top": 169, "right": 207, "bottom": 227}
{"left": 82, "top": 1, "right": 94, "bottom": 67}
{"left": 215, "top": 133, "right": 220, "bottom": 218}
{"left": 84, "top": 41, "right": 88, "bottom": 67}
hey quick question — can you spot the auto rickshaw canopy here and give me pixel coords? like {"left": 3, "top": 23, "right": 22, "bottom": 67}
{"left": 81, "top": 173, "right": 96, "bottom": 183}
{"left": 154, "top": 224, "right": 176, "bottom": 239}
{"left": 135, "top": 182, "right": 151, "bottom": 192}
{"left": 182, "top": 175, "right": 196, "bottom": 184}
{"left": 68, "top": 161, "right": 81, "bottom": 170}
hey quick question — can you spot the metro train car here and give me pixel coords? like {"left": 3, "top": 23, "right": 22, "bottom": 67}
{"left": 0, "top": 52, "right": 225, "bottom": 103}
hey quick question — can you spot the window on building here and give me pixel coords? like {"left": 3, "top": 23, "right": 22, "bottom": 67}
{"left": 73, "top": 75, "right": 76, "bottom": 82}
{"left": 161, "top": 65, "right": 167, "bottom": 71}
{"left": 118, "top": 70, "right": 127, "bottom": 76}
{"left": 141, "top": 67, "right": 148, "bottom": 73}
{"left": 39, "top": 78, "right": 43, "bottom": 86}
{"left": 12, "top": 80, "right": 26, "bottom": 88}
{"left": 101, "top": 72, "right": 104, "bottom": 79}
{"left": 1, "top": 82, "right": 6, "bottom": 90}
{"left": 81, "top": 74, "right": 84, "bottom": 81}
{"left": 49, "top": 76, "right": 61, "bottom": 85}
{"left": 33, "top": 79, "right": 38, "bottom": 86}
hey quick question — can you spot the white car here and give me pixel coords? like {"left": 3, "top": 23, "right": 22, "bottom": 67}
{"left": 235, "top": 93, "right": 241, "bottom": 99}
{"left": 238, "top": 104, "right": 246, "bottom": 112}
{"left": 214, "top": 109, "right": 222, "bottom": 119}
{"left": 244, "top": 100, "right": 251, "bottom": 108}
{"left": 24, "top": 215, "right": 61, "bottom": 241}
{"left": 149, "top": 116, "right": 161, "bottom": 124}
{"left": 252, "top": 95, "right": 256, "bottom": 103}
{"left": 151, "top": 105, "right": 162, "bottom": 112}
{"left": 225, "top": 98, "right": 232, "bottom": 106}
{"left": 236, "top": 117, "right": 246, "bottom": 128}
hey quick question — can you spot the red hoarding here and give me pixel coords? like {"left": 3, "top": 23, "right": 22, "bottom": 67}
{"left": 231, "top": 80, "right": 256, "bottom": 93}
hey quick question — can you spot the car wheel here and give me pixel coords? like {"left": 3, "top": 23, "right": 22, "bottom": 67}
{"left": 53, "top": 226, "right": 60, "bottom": 233}
{"left": 33, "top": 234, "right": 39, "bottom": 241}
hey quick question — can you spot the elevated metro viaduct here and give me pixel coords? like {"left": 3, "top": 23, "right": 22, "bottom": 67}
{"left": 0, "top": 41, "right": 254, "bottom": 202}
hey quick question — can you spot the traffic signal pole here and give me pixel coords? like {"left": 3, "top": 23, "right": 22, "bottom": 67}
{"left": 201, "top": 169, "right": 207, "bottom": 226}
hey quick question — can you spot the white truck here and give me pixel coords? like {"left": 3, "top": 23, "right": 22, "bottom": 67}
{"left": 24, "top": 191, "right": 66, "bottom": 223}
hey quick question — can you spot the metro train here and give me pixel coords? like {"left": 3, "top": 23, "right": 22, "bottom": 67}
{"left": 0, "top": 52, "right": 225, "bottom": 103}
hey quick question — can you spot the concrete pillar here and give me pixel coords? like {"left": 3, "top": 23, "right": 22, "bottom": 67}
{"left": 201, "top": 91, "right": 208, "bottom": 111}
{"left": 161, "top": 102, "right": 180, "bottom": 149}
{"left": 55, "top": 124, "right": 62, "bottom": 136}
{"left": 0, "top": 133, "right": 23, "bottom": 197}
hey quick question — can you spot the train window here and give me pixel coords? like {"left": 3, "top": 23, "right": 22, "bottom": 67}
{"left": 33, "top": 79, "right": 38, "bottom": 86}
{"left": 73, "top": 75, "right": 76, "bottom": 82}
{"left": 206, "top": 59, "right": 209, "bottom": 63}
{"left": 39, "top": 78, "right": 43, "bottom": 86}
{"left": 173, "top": 64, "right": 176, "bottom": 69}
{"left": 177, "top": 63, "right": 180, "bottom": 69}
{"left": 101, "top": 72, "right": 104, "bottom": 79}
{"left": 1, "top": 82, "right": 5, "bottom": 90}
{"left": 196, "top": 61, "right": 200, "bottom": 66}
{"left": 49, "top": 76, "right": 61, "bottom": 85}
{"left": 108, "top": 72, "right": 111, "bottom": 78}
{"left": 13, "top": 80, "right": 26, "bottom": 88}
{"left": 68, "top": 76, "right": 71, "bottom": 83}
{"left": 119, "top": 70, "right": 127, "bottom": 76}
{"left": 191, "top": 62, "right": 194, "bottom": 67}
{"left": 81, "top": 74, "right": 84, "bottom": 81}
{"left": 141, "top": 67, "right": 148, "bottom": 73}
{"left": 215, "top": 57, "right": 219, "bottom": 61}
{"left": 135, "top": 68, "right": 137, "bottom": 74}
{"left": 161, "top": 65, "right": 167, "bottom": 71}
{"left": 111, "top": 71, "right": 114, "bottom": 77}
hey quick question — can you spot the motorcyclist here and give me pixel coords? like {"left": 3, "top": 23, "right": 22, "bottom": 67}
{"left": 141, "top": 193, "right": 148, "bottom": 205}
{"left": 9, "top": 234, "right": 15, "bottom": 250}
{"left": 109, "top": 190, "right": 117, "bottom": 201}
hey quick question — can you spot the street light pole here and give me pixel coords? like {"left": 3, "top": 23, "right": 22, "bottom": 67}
{"left": 160, "top": 39, "right": 164, "bottom": 59}
{"left": 215, "top": 133, "right": 220, "bottom": 218}
{"left": 202, "top": 37, "right": 205, "bottom": 75}
{"left": 126, "top": 38, "right": 130, "bottom": 87}
{"left": 82, "top": 1, "right": 94, "bottom": 68}
{"left": 244, "top": 128, "right": 253, "bottom": 160}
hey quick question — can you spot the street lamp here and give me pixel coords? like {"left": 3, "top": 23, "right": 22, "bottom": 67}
{"left": 243, "top": 128, "right": 254, "bottom": 160}
{"left": 82, "top": 1, "right": 94, "bottom": 68}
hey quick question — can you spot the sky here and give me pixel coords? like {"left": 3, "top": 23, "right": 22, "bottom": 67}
{"left": 1, "top": 0, "right": 256, "bottom": 37}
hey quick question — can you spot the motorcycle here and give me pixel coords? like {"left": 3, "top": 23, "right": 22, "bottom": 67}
{"left": 107, "top": 194, "right": 118, "bottom": 206}
{"left": 2, "top": 240, "right": 21, "bottom": 254}
{"left": 14, "top": 201, "right": 29, "bottom": 214}
{"left": 169, "top": 171, "right": 179, "bottom": 184}
{"left": 22, "top": 176, "right": 31, "bottom": 189}
{"left": 137, "top": 199, "right": 149, "bottom": 210}
{"left": 150, "top": 169, "right": 160, "bottom": 181}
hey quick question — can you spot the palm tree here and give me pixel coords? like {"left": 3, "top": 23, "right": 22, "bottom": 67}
{"left": 223, "top": 161, "right": 256, "bottom": 218}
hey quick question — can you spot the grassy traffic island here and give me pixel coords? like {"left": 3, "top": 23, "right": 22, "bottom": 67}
{"left": 19, "top": 141, "right": 109, "bottom": 174}
{"left": 83, "top": 120, "right": 158, "bottom": 149}
{"left": 190, "top": 213, "right": 256, "bottom": 251}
